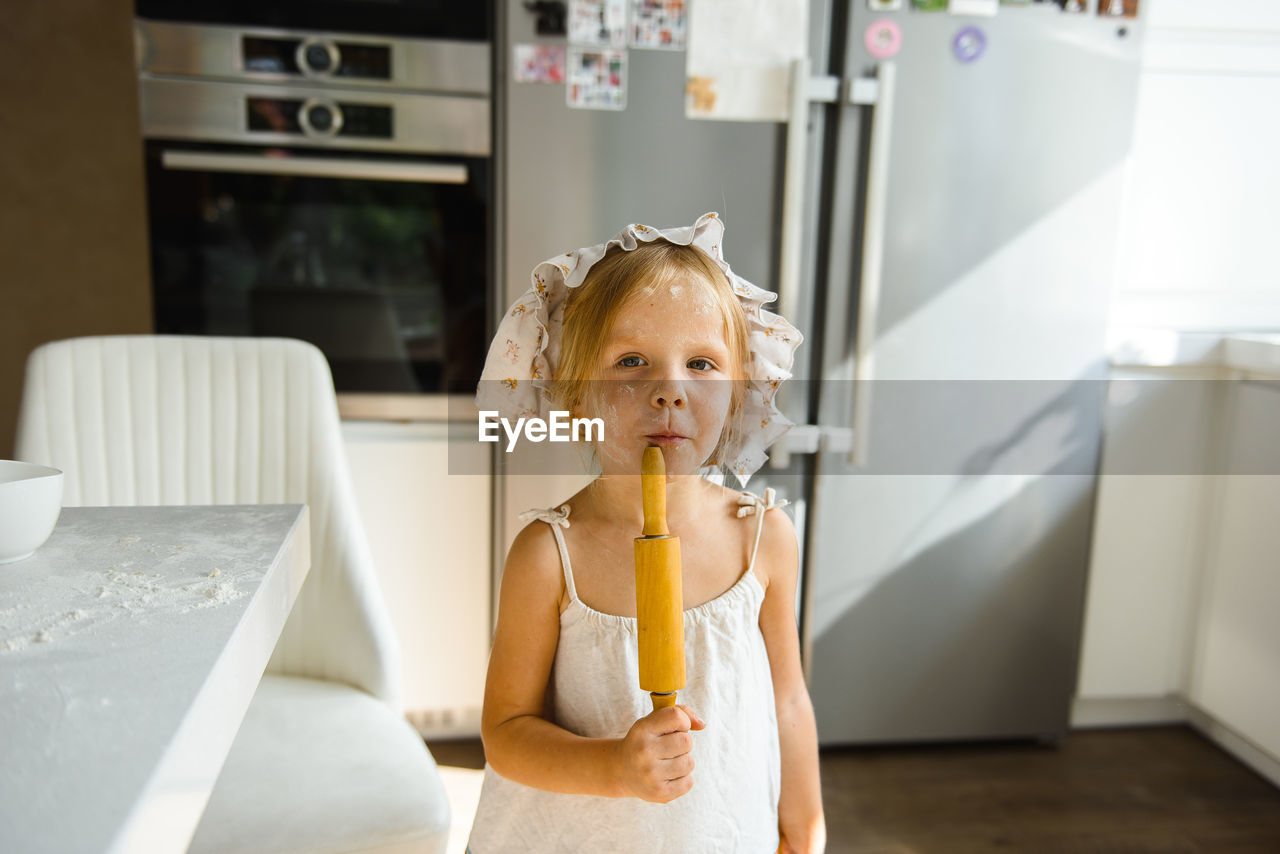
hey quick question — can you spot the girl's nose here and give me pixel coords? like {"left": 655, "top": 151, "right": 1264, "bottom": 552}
{"left": 650, "top": 380, "right": 687, "bottom": 409}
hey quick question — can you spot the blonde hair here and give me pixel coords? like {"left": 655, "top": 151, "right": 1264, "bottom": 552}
{"left": 551, "top": 240, "right": 750, "bottom": 467}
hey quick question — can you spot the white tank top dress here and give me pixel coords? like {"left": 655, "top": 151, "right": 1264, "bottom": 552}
{"left": 466, "top": 490, "right": 786, "bottom": 854}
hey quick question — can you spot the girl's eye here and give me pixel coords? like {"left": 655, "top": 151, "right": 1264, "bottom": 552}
{"left": 688, "top": 358, "right": 716, "bottom": 371}
{"left": 617, "top": 355, "right": 645, "bottom": 368}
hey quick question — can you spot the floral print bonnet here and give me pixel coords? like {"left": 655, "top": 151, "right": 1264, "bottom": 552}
{"left": 476, "top": 212, "right": 801, "bottom": 486}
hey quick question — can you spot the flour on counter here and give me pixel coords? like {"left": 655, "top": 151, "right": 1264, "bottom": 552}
{"left": 202, "top": 581, "right": 243, "bottom": 606}
{"left": 1, "top": 563, "right": 249, "bottom": 653}
{"left": 97, "top": 566, "right": 246, "bottom": 612}
{"left": 5, "top": 628, "right": 53, "bottom": 652}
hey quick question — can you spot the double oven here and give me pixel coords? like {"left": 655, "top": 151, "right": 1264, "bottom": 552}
{"left": 135, "top": 1, "right": 492, "bottom": 415}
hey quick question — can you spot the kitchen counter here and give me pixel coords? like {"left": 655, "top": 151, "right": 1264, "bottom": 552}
{"left": 1108, "top": 328, "right": 1280, "bottom": 376}
{"left": 0, "top": 504, "right": 310, "bottom": 854}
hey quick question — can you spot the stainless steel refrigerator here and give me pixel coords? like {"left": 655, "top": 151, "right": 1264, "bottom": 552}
{"left": 497, "top": 0, "right": 1144, "bottom": 745}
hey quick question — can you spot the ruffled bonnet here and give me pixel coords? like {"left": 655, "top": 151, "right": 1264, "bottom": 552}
{"left": 476, "top": 212, "right": 801, "bottom": 486}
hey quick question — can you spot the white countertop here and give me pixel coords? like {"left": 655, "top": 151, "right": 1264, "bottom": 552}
{"left": 0, "top": 504, "right": 310, "bottom": 854}
{"left": 1108, "top": 328, "right": 1280, "bottom": 376}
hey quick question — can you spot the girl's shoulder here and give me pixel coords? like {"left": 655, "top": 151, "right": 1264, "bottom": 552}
{"left": 502, "top": 508, "right": 570, "bottom": 596}
{"left": 687, "top": 481, "right": 772, "bottom": 525}
{"left": 687, "top": 481, "right": 794, "bottom": 529}
{"left": 754, "top": 497, "right": 798, "bottom": 549}
{"left": 733, "top": 486, "right": 799, "bottom": 591}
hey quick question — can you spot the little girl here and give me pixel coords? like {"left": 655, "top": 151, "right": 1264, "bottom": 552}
{"left": 469, "top": 213, "right": 825, "bottom": 853}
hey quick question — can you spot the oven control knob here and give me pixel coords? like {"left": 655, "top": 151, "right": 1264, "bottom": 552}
{"left": 299, "top": 98, "right": 344, "bottom": 139}
{"left": 296, "top": 38, "right": 341, "bottom": 78}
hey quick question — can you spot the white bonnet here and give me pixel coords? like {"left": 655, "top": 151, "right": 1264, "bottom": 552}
{"left": 476, "top": 212, "right": 801, "bottom": 485}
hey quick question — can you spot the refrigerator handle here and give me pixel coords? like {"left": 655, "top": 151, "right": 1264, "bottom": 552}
{"left": 771, "top": 56, "right": 813, "bottom": 470}
{"left": 777, "top": 56, "right": 812, "bottom": 341}
{"left": 848, "top": 61, "right": 897, "bottom": 466}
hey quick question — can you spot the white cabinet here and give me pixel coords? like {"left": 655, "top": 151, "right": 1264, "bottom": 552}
{"left": 1190, "top": 381, "right": 1280, "bottom": 761}
{"left": 1076, "top": 337, "right": 1280, "bottom": 786}
{"left": 342, "top": 420, "right": 492, "bottom": 737}
{"left": 1076, "top": 370, "right": 1220, "bottom": 708}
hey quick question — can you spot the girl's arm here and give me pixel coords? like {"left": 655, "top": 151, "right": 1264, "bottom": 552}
{"left": 481, "top": 521, "right": 702, "bottom": 803}
{"left": 757, "top": 509, "right": 827, "bottom": 854}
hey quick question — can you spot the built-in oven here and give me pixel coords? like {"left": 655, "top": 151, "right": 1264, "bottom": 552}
{"left": 135, "top": 4, "right": 492, "bottom": 416}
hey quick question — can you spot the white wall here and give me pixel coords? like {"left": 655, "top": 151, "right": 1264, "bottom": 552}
{"left": 1109, "top": 0, "right": 1280, "bottom": 330}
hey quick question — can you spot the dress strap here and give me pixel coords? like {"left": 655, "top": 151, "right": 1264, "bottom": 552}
{"left": 517, "top": 505, "right": 578, "bottom": 602}
{"left": 736, "top": 488, "right": 789, "bottom": 577}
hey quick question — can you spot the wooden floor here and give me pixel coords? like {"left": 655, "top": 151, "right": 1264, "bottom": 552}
{"left": 427, "top": 726, "right": 1280, "bottom": 853}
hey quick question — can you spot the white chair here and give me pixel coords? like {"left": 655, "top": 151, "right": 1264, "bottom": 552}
{"left": 15, "top": 335, "right": 450, "bottom": 854}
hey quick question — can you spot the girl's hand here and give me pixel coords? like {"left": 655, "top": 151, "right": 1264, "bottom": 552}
{"left": 614, "top": 704, "right": 706, "bottom": 803}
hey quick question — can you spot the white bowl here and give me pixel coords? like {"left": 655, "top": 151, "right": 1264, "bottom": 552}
{"left": 0, "top": 461, "right": 64, "bottom": 564}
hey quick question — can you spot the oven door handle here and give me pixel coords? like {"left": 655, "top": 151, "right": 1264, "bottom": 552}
{"left": 161, "top": 150, "right": 469, "bottom": 184}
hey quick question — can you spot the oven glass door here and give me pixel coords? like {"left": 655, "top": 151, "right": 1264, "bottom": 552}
{"left": 146, "top": 141, "right": 488, "bottom": 394}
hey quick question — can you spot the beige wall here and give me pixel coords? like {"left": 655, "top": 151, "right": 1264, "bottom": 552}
{"left": 0, "top": 0, "right": 152, "bottom": 459}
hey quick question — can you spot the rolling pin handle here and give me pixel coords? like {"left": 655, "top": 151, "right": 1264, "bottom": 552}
{"left": 641, "top": 446, "right": 669, "bottom": 537}
{"left": 650, "top": 692, "right": 677, "bottom": 710}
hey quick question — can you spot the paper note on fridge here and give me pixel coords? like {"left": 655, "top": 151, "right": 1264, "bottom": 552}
{"left": 949, "top": 0, "right": 998, "bottom": 15}
{"left": 685, "top": 0, "right": 808, "bottom": 122}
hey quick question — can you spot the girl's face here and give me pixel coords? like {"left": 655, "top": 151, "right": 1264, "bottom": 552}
{"left": 589, "top": 277, "right": 735, "bottom": 476}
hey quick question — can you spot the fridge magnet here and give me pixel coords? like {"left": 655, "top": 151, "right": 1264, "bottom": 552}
{"left": 630, "top": 0, "right": 688, "bottom": 50}
{"left": 567, "top": 47, "right": 627, "bottom": 110}
{"left": 868, "top": 0, "right": 904, "bottom": 11}
{"left": 569, "top": 0, "right": 627, "bottom": 47}
{"left": 513, "top": 44, "right": 567, "bottom": 84}
{"left": 685, "top": 76, "right": 717, "bottom": 113}
{"left": 952, "top": 25, "right": 987, "bottom": 62}
{"left": 911, "top": 0, "right": 947, "bottom": 10}
{"left": 686, "top": 0, "right": 807, "bottom": 121}
{"left": 1057, "top": 0, "right": 1088, "bottom": 13}
{"left": 864, "top": 20, "right": 903, "bottom": 60}
{"left": 949, "top": 0, "right": 998, "bottom": 15}
{"left": 1098, "top": 0, "right": 1138, "bottom": 18}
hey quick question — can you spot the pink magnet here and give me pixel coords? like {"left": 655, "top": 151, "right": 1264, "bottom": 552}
{"left": 864, "top": 20, "right": 903, "bottom": 60}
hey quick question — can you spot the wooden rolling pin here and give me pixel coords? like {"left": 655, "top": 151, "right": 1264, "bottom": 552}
{"left": 634, "top": 445, "right": 685, "bottom": 711}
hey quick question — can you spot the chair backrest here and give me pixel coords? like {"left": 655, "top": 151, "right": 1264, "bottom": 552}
{"left": 15, "top": 335, "right": 401, "bottom": 709}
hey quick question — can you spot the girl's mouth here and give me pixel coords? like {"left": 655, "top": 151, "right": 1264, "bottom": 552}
{"left": 645, "top": 432, "right": 688, "bottom": 446}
